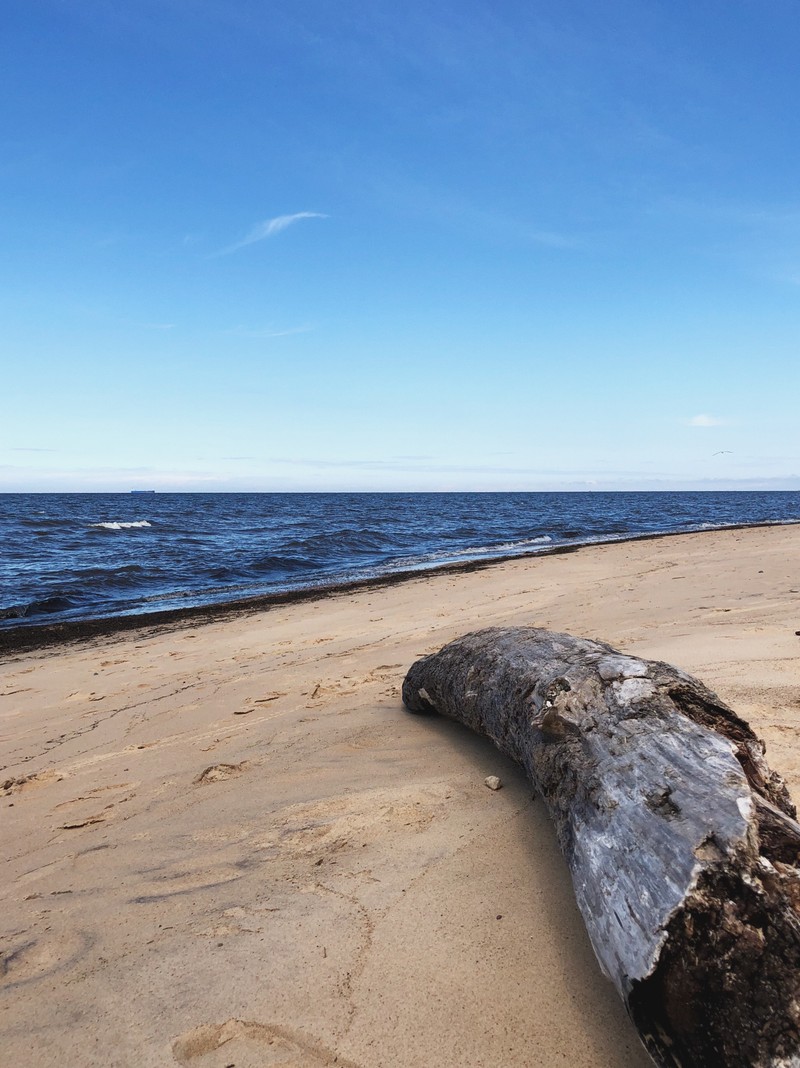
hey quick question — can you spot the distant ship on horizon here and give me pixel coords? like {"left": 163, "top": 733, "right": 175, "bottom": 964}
{"left": 130, "top": 490, "right": 156, "bottom": 494}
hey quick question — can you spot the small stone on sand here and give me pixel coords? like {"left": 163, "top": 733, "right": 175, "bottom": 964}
{"left": 484, "top": 775, "right": 502, "bottom": 791}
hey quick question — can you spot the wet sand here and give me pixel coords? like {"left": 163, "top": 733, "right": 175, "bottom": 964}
{"left": 2, "top": 524, "right": 799, "bottom": 1067}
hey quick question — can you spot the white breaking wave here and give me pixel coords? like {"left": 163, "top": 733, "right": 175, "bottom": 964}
{"left": 398, "top": 534, "right": 554, "bottom": 569}
{"left": 476, "top": 534, "right": 553, "bottom": 554}
{"left": 90, "top": 520, "right": 152, "bottom": 531}
{"left": 441, "top": 534, "right": 554, "bottom": 559}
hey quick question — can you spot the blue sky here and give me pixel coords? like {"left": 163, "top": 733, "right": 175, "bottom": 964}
{"left": 2, "top": 0, "right": 799, "bottom": 491}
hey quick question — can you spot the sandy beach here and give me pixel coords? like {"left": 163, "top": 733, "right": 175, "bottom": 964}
{"left": 2, "top": 524, "right": 799, "bottom": 1068}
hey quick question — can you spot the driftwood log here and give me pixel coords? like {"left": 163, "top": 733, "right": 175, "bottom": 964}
{"left": 402, "top": 627, "right": 800, "bottom": 1068}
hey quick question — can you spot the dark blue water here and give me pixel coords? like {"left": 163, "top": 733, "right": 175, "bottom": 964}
{"left": 0, "top": 492, "right": 797, "bottom": 629}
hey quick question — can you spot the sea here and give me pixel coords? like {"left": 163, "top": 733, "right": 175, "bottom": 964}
{"left": 0, "top": 491, "right": 798, "bottom": 630}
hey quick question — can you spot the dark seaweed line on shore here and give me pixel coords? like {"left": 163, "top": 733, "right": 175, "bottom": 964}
{"left": 1, "top": 520, "right": 795, "bottom": 658}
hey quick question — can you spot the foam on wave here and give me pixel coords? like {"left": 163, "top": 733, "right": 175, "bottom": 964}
{"left": 398, "top": 534, "right": 554, "bottom": 569}
{"left": 91, "top": 521, "right": 153, "bottom": 531}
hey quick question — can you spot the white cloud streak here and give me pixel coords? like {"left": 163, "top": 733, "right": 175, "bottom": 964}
{"left": 224, "top": 324, "right": 314, "bottom": 339}
{"left": 219, "top": 212, "right": 328, "bottom": 255}
{"left": 687, "top": 414, "right": 726, "bottom": 427}
{"left": 530, "top": 229, "right": 582, "bottom": 249}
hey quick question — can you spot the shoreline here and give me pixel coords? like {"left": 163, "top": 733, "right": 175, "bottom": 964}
{"left": 2, "top": 522, "right": 799, "bottom": 1066}
{"left": 2, "top": 518, "right": 797, "bottom": 657}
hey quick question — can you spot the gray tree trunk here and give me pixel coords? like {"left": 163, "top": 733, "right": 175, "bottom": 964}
{"left": 402, "top": 627, "right": 800, "bottom": 1068}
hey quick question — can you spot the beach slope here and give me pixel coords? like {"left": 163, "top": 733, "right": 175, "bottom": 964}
{"left": 2, "top": 525, "right": 798, "bottom": 1067}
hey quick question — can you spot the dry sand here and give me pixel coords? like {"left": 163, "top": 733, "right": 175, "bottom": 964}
{"left": 2, "top": 524, "right": 799, "bottom": 1068}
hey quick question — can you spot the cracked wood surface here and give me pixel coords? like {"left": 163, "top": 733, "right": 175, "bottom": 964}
{"left": 403, "top": 627, "right": 800, "bottom": 1068}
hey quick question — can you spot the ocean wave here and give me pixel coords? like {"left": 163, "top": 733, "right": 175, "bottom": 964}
{"left": 2, "top": 492, "right": 798, "bottom": 631}
{"left": 280, "top": 528, "right": 391, "bottom": 557}
{"left": 90, "top": 521, "right": 153, "bottom": 531}
{"left": 249, "top": 553, "right": 319, "bottom": 574}
{"left": 480, "top": 534, "right": 553, "bottom": 553}
{"left": 396, "top": 534, "right": 553, "bottom": 568}
{"left": 0, "top": 594, "right": 80, "bottom": 620}
{"left": 450, "top": 534, "right": 553, "bottom": 557}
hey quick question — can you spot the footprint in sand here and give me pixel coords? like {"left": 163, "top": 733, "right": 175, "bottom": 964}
{"left": 2, "top": 769, "right": 64, "bottom": 795}
{"left": 254, "top": 783, "right": 452, "bottom": 859}
{"left": 55, "top": 782, "right": 136, "bottom": 829}
{"left": 60, "top": 811, "right": 111, "bottom": 830}
{"left": 194, "top": 762, "right": 248, "bottom": 785}
{"left": 0, "top": 930, "right": 92, "bottom": 990}
{"left": 171, "top": 1019, "right": 360, "bottom": 1067}
{"left": 130, "top": 863, "right": 243, "bottom": 905}
{"left": 233, "top": 692, "right": 288, "bottom": 715}
{"left": 55, "top": 782, "right": 135, "bottom": 809}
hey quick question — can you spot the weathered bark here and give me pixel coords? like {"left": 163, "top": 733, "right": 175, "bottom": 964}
{"left": 402, "top": 627, "right": 800, "bottom": 1068}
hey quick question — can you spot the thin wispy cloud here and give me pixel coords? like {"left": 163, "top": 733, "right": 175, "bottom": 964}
{"left": 653, "top": 197, "right": 800, "bottom": 284}
{"left": 116, "top": 317, "right": 176, "bottom": 331}
{"left": 687, "top": 414, "right": 726, "bottom": 428}
{"left": 224, "top": 324, "right": 314, "bottom": 339}
{"left": 218, "top": 212, "right": 328, "bottom": 256}
{"left": 529, "top": 229, "right": 582, "bottom": 249}
{"left": 658, "top": 197, "right": 800, "bottom": 230}
{"left": 268, "top": 457, "right": 668, "bottom": 478}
